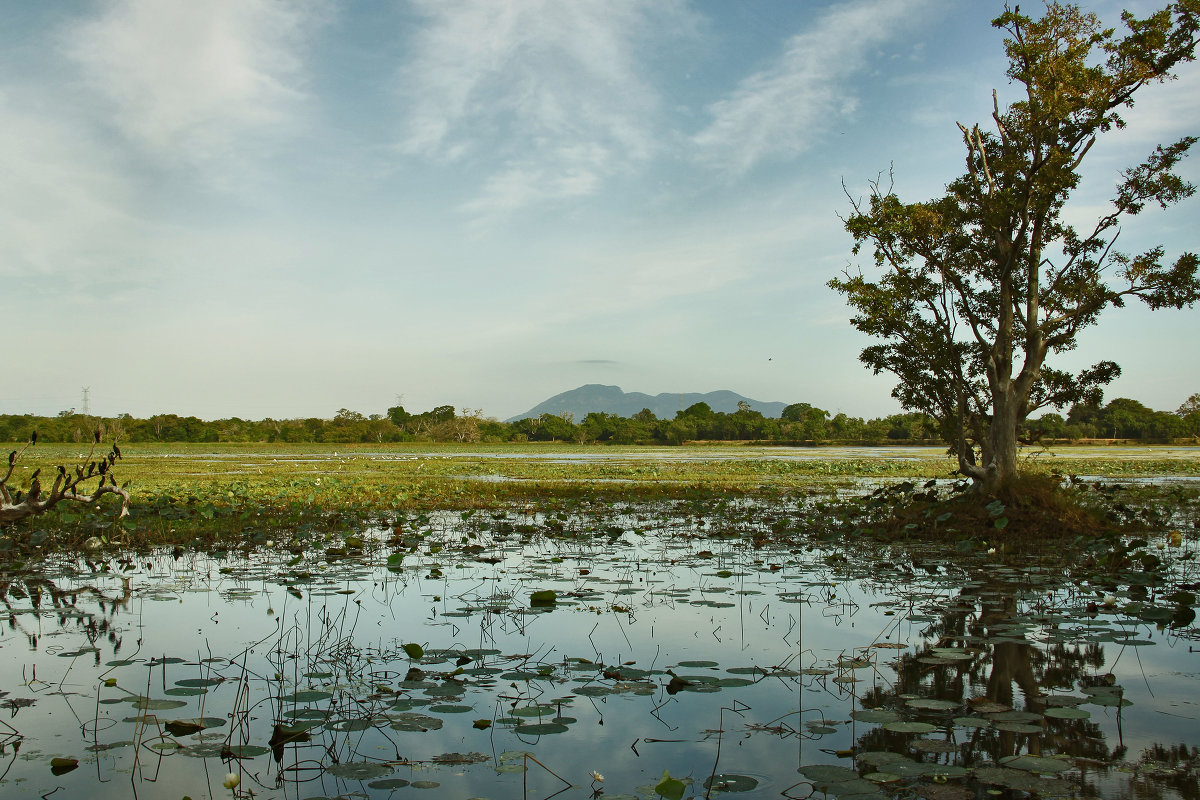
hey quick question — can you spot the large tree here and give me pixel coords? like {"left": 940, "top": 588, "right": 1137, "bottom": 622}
{"left": 831, "top": 2, "right": 1200, "bottom": 493}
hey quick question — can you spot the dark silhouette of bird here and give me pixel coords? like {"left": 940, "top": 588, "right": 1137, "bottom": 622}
{"left": 7, "top": 451, "right": 14, "bottom": 467}
{"left": 30, "top": 431, "right": 37, "bottom": 445}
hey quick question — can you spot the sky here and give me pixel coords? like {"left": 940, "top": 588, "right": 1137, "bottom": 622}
{"left": 2, "top": 0, "right": 1197, "bottom": 422}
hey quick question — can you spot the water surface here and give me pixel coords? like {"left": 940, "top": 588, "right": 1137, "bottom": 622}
{"left": 2, "top": 503, "right": 1197, "bottom": 799}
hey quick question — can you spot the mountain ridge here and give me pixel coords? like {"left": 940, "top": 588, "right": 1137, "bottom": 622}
{"left": 507, "top": 384, "right": 789, "bottom": 422}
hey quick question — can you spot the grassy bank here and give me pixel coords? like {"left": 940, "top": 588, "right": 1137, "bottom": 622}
{"left": 2, "top": 441, "right": 1197, "bottom": 550}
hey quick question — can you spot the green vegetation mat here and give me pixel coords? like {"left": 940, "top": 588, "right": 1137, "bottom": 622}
{"left": 3, "top": 442, "right": 1197, "bottom": 549}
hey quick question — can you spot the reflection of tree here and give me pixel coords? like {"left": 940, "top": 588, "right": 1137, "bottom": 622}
{"left": 1, "top": 572, "right": 133, "bottom": 657}
{"left": 1129, "top": 743, "right": 1200, "bottom": 800}
{"left": 853, "top": 575, "right": 1112, "bottom": 769}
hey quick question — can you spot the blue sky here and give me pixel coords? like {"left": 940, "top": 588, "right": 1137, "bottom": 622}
{"left": 2, "top": 0, "right": 1196, "bottom": 421}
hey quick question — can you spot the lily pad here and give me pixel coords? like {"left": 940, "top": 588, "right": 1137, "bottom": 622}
{"left": 703, "top": 773, "right": 759, "bottom": 792}
{"left": 1001, "top": 755, "right": 1072, "bottom": 773}
{"left": 864, "top": 772, "right": 902, "bottom": 783}
{"left": 327, "top": 761, "right": 393, "bottom": 780}
{"left": 953, "top": 716, "right": 992, "bottom": 729}
{"left": 133, "top": 698, "right": 188, "bottom": 711}
{"left": 991, "top": 722, "right": 1043, "bottom": 734}
{"left": 882, "top": 721, "right": 937, "bottom": 733}
{"left": 513, "top": 722, "right": 568, "bottom": 735}
{"left": 906, "top": 698, "right": 960, "bottom": 711}
{"left": 798, "top": 764, "right": 859, "bottom": 783}
{"left": 1044, "top": 706, "right": 1090, "bottom": 720}
{"left": 369, "top": 778, "right": 411, "bottom": 789}
{"left": 281, "top": 690, "right": 332, "bottom": 703}
{"left": 226, "top": 744, "right": 270, "bottom": 758}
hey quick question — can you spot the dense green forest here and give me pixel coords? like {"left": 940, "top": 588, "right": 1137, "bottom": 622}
{"left": 3, "top": 395, "right": 1197, "bottom": 445}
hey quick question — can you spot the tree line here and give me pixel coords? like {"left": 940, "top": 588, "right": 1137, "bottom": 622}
{"left": 2, "top": 394, "right": 1196, "bottom": 445}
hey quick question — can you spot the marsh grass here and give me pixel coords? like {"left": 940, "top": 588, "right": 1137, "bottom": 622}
{"left": 1, "top": 442, "right": 1197, "bottom": 555}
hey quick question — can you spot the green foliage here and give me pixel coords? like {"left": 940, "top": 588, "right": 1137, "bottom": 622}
{"left": 655, "top": 770, "right": 687, "bottom": 800}
{"left": 831, "top": 2, "right": 1200, "bottom": 490}
{"left": 529, "top": 590, "right": 557, "bottom": 606}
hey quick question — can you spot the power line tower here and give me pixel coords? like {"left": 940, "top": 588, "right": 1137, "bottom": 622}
{"left": 81, "top": 387, "right": 90, "bottom": 416}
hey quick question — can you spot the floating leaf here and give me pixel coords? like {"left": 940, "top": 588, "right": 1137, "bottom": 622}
{"left": 327, "top": 761, "right": 393, "bottom": 780}
{"left": 281, "top": 690, "right": 332, "bottom": 703}
{"left": 883, "top": 721, "right": 937, "bottom": 733}
{"left": 50, "top": 757, "right": 79, "bottom": 775}
{"left": 1001, "top": 755, "right": 1072, "bottom": 773}
{"left": 511, "top": 705, "right": 557, "bottom": 717}
{"left": 369, "top": 778, "right": 410, "bottom": 789}
{"left": 164, "top": 720, "right": 203, "bottom": 737}
{"left": 326, "top": 718, "right": 374, "bottom": 732}
{"left": 530, "top": 590, "right": 557, "bottom": 606}
{"left": 656, "top": 770, "right": 687, "bottom": 800}
{"left": 864, "top": 772, "right": 901, "bottom": 784}
{"left": 1044, "top": 707, "right": 1090, "bottom": 720}
{"left": 514, "top": 722, "right": 568, "bottom": 735}
{"left": 133, "top": 698, "right": 188, "bottom": 711}
{"left": 402, "top": 642, "right": 425, "bottom": 660}
{"left": 703, "top": 773, "right": 759, "bottom": 792}
{"left": 226, "top": 744, "right": 270, "bottom": 758}
{"left": 798, "top": 764, "right": 859, "bottom": 783}
{"left": 953, "top": 716, "right": 992, "bottom": 729}
{"left": 906, "top": 698, "right": 960, "bottom": 711}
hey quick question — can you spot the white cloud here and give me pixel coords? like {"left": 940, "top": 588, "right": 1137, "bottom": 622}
{"left": 0, "top": 91, "right": 141, "bottom": 281}
{"left": 396, "top": 0, "right": 696, "bottom": 215}
{"left": 692, "top": 0, "right": 927, "bottom": 175}
{"left": 62, "top": 0, "right": 327, "bottom": 163}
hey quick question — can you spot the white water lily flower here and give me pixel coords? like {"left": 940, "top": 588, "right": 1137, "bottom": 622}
{"left": 591, "top": 771, "right": 605, "bottom": 783}
{"left": 223, "top": 772, "right": 240, "bottom": 789}
{"left": 1102, "top": 594, "right": 1117, "bottom": 606}
{"left": 987, "top": 547, "right": 996, "bottom": 555}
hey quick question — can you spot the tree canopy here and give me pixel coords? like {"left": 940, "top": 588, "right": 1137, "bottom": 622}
{"left": 831, "top": 1, "right": 1200, "bottom": 492}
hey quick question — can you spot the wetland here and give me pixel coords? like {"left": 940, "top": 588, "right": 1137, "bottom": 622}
{"left": 2, "top": 444, "right": 1199, "bottom": 800}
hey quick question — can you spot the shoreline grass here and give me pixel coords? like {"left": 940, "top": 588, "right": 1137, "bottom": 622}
{"left": 2, "top": 441, "right": 1197, "bottom": 552}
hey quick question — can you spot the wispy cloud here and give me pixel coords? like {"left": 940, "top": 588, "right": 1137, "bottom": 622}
{"left": 62, "top": 0, "right": 327, "bottom": 164}
{"left": 396, "top": 0, "right": 696, "bottom": 216}
{"left": 692, "top": 0, "right": 926, "bottom": 175}
{"left": 0, "top": 91, "right": 140, "bottom": 282}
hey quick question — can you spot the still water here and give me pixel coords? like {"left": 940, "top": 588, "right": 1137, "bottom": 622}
{"left": 2, "top": 503, "right": 1197, "bottom": 799}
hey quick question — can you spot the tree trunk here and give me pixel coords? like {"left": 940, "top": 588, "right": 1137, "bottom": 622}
{"left": 986, "top": 392, "right": 1020, "bottom": 492}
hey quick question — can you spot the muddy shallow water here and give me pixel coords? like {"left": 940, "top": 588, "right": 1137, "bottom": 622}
{"left": 2, "top": 504, "right": 1197, "bottom": 800}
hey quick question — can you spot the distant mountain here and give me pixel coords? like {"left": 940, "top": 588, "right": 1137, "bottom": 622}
{"left": 507, "top": 384, "right": 789, "bottom": 422}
